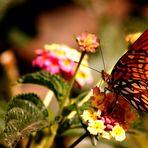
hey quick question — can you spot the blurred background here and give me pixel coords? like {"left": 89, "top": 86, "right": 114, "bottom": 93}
{"left": 0, "top": 0, "right": 148, "bottom": 147}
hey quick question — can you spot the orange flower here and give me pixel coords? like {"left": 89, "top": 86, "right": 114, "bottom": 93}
{"left": 90, "top": 86, "right": 105, "bottom": 109}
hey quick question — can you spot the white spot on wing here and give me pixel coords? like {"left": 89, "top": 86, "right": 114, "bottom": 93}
{"left": 131, "top": 100, "right": 138, "bottom": 109}
{"left": 121, "top": 90, "right": 129, "bottom": 94}
{"left": 133, "top": 97, "right": 140, "bottom": 102}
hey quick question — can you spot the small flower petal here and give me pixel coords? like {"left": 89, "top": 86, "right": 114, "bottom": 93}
{"left": 110, "top": 125, "right": 126, "bottom": 141}
{"left": 87, "top": 120, "right": 106, "bottom": 135}
{"left": 101, "top": 131, "right": 112, "bottom": 140}
{"left": 81, "top": 110, "right": 94, "bottom": 122}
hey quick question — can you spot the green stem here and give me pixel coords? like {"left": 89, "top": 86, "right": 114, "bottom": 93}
{"left": 43, "top": 123, "right": 59, "bottom": 148}
{"left": 58, "top": 51, "right": 86, "bottom": 115}
{"left": 44, "top": 51, "right": 86, "bottom": 147}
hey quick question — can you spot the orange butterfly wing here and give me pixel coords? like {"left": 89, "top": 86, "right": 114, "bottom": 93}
{"left": 110, "top": 30, "right": 148, "bottom": 111}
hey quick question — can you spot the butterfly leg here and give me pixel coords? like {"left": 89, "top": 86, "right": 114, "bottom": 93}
{"left": 103, "top": 87, "right": 109, "bottom": 103}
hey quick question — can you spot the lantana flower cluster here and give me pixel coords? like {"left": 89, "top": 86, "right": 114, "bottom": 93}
{"left": 81, "top": 86, "right": 137, "bottom": 141}
{"left": 76, "top": 33, "right": 99, "bottom": 53}
{"left": 32, "top": 44, "right": 93, "bottom": 87}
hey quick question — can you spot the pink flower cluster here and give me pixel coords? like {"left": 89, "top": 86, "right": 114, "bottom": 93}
{"left": 32, "top": 44, "right": 93, "bottom": 87}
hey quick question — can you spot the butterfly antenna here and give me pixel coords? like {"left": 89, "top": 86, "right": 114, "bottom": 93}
{"left": 99, "top": 45, "right": 106, "bottom": 71}
{"left": 74, "top": 61, "right": 101, "bottom": 73}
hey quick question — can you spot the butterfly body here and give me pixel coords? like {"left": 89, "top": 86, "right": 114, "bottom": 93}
{"left": 102, "top": 29, "right": 148, "bottom": 112}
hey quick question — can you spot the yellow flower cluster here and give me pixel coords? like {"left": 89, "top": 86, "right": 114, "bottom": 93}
{"left": 81, "top": 109, "right": 126, "bottom": 142}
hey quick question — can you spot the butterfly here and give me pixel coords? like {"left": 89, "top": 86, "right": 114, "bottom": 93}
{"left": 101, "top": 29, "right": 148, "bottom": 112}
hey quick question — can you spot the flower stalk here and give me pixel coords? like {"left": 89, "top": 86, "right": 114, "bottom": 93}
{"left": 58, "top": 51, "right": 86, "bottom": 115}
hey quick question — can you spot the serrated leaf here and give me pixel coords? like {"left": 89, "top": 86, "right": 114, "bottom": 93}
{"left": 0, "top": 93, "right": 50, "bottom": 148}
{"left": 7, "top": 93, "right": 48, "bottom": 117}
{"left": 0, "top": 100, "right": 7, "bottom": 134}
{"left": 17, "top": 71, "right": 69, "bottom": 103}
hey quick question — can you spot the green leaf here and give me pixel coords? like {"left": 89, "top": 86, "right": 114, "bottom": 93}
{"left": 7, "top": 93, "right": 48, "bottom": 117}
{"left": 62, "top": 91, "right": 89, "bottom": 117}
{"left": 17, "top": 71, "right": 69, "bottom": 103}
{"left": 62, "top": 104, "right": 76, "bottom": 116}
{"left": 59, "top": 101, "right": 90, "bottom": 135}
{"left": 62, "top": 101, "right": 90, "bottom": 118}
{"left": 0, "top": 93, "right": 50, "bottom": 148}
{"left": 58, "top": 115, "right": 81, "bottom": 134}
{"left": 75, "top": 91, "right": 89, "bottom": 102}
{"left": 0, "top": 99, "right": 7, "bottom": 133}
